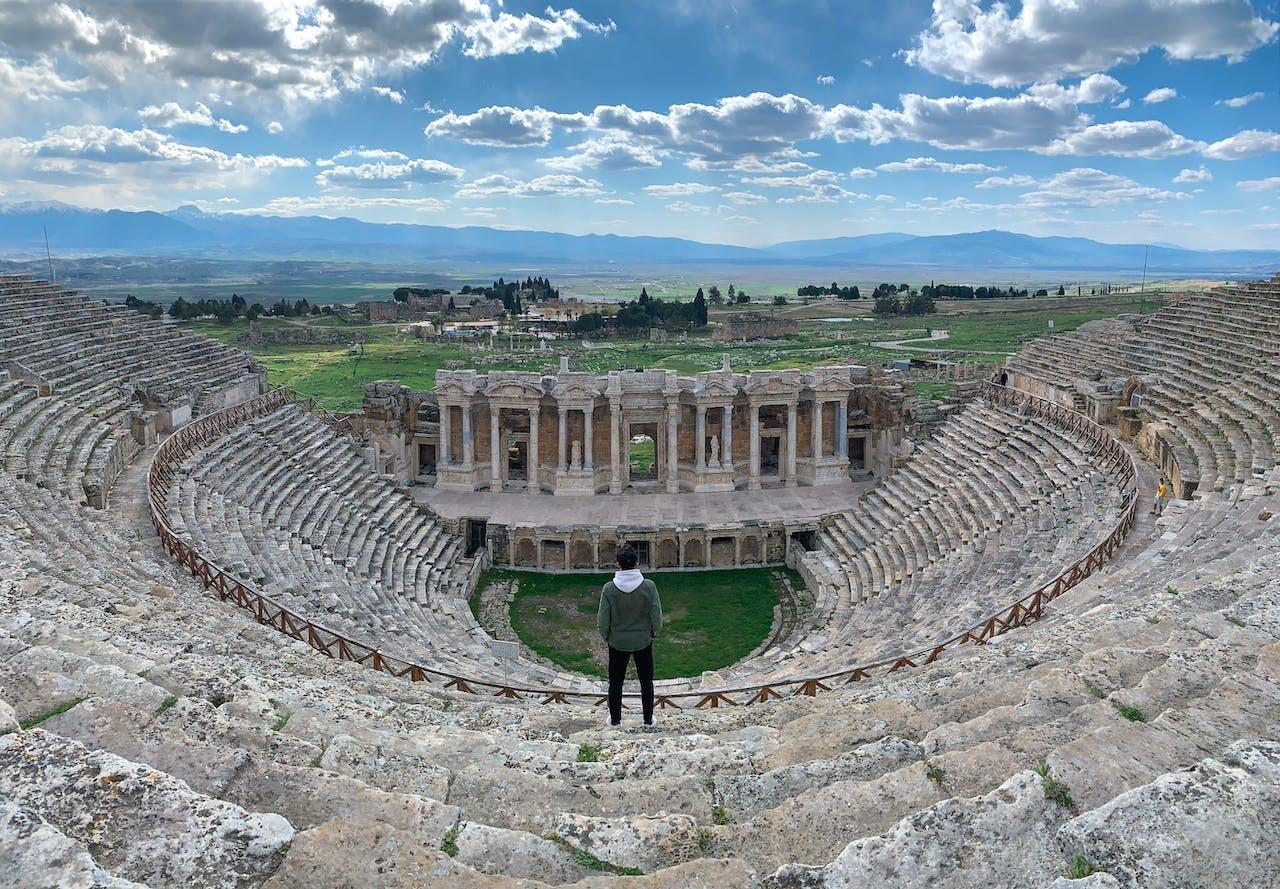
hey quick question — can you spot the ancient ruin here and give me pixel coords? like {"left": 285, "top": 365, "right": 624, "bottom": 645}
{"left": 2, "top": 271, "right": 1279, "bottom": 887}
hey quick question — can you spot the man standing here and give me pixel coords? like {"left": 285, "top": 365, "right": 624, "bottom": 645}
{"left": 597, "top": 545, "right": 662, "bottom": 727}
{"left": 1153, "top": 477, "right": 1169, "bottom": 515}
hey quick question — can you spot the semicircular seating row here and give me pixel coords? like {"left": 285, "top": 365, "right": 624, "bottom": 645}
{"left": 0, "top": 276, "right": 258, "bottom": 505}
{"left": 161, "top": 390, "right": 1129, "bottom": 696}
{"left": 1006, "top": 279, "right": 1280, "bottom": 495}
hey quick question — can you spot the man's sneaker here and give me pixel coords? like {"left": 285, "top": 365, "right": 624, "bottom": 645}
{"left": 643, "top": 713, "right": 657, "bottom": 728}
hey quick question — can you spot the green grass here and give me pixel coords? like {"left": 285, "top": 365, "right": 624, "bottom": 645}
{"left": 926, "top": 762, "right": 948, "bottom": 787}
{"left": 1113, "top": 703, "right": 1148, "bottom": 723}
{"left": 157, "top": 695, "right": 178, "bottom": 714}
{"left": 491, "top": 567, "right": 784, "bottom": 679}
{"left": 441, "top": 825, "right": 460, "bottom": 857}
{"left": 1034, "top": 762, "right": 1076, "bottom": 809}
{"left": 576, "top": 744, "right": 603, "bottom": 763}
{"left": 913, "top": 380, "right": 953, "bottom": 401}
{"left": 1083, "top": 678, "right": 1107, "bottom": 699}
{"left": 19, "top": 697, "right": 85, "bottom": 730}
{"left": 1065, "top": 855, "right": 1103, "bottom": 879}
{"left": 711, "top": 805, "right": 731, "bottom": 825}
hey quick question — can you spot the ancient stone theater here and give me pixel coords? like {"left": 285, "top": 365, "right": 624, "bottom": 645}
{"left": 1, "top": 272, "right": 1279, "bottom": 887}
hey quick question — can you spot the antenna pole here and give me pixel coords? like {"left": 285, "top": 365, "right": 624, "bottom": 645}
{"left": 43, "top": 226, "right": 55, "bottom": 284}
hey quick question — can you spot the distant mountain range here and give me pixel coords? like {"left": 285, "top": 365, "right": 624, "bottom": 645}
{"left": 2, "top": 201, "right": 1277, "bottom": 275}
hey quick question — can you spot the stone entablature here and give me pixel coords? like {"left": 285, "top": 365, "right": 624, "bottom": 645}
{"left": 363, "top": 356, "right": 904, "bottom": 496}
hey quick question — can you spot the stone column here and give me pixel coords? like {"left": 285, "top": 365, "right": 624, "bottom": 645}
{"left": 811, "top": 398, "right": 824, "bottom": 459}
{"left": 785, "top": 400, "right": 798, "bottom": 487}
{"left": 749, "top": 402, "right": 760, "bottom": 491}
{"left": 722, "top": 403, "right": 734, "bottom": 471}
{"left": 528, "top": 406, "right": 540, "bottom": 490}
{"left": 666, "top": 401, "right": 680, "bottom": 493}
{"left": 461, "top": 400, "right": 474, "bottom": 469}
{"left": 836, "top": 400, "right": 848, "bottom": 457}
{"left": 583, "top": 406, "right": 594, "bottom": 469}
{"left": 609, "top": 400, "right": 622, "bottom": 494}
{"left": 557, "top": 407, "right": 568, "bottom": 472}
{"left": 489, "top": 407, "right": 501, "bottom": 491}
{"left": 695, "top": 405, "right": 706, "bottom": 470}
{"left": 439, "top": 402, "right": 452, "bottom": 468}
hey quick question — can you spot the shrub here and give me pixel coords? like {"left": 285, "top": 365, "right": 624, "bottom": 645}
{"left": 576, "top": 744, "right": 602, "bottom": 763}
{"left": 1113, "top": 702, "right": 1147, "bottom": 722}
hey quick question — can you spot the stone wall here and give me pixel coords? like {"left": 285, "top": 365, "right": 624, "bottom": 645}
{"left": 712, "top": 313, "right": 800, "bottom": 341}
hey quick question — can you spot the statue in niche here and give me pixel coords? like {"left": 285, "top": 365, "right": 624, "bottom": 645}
{"left": 570, "top": 439, "right": 582, "bottom": 471}
{"left": 707, "top": 435, "right": 720, "bottom": 468}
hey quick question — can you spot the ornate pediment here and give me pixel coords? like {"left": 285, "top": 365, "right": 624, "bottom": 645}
{"left": 743, "top": 371, "right": 802, "bottom": 398}
{"left": 551, "top": 377, "right": 601, "bottom": 401}
{"left": 695, "top": 377, "right": 738, "bottom": 399}
{"left": 483, "top": 379, "right": 545, "bottom": 400}
{"left": 433, "top": 369, "right": 479, "bottom": 398}
{"left": 809, "top": 366, "right": 855, "bottom": 393}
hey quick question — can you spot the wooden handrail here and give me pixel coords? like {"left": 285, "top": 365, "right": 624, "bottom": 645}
{"left": 146, "top": 382, "right": 1140, "bottom": 709}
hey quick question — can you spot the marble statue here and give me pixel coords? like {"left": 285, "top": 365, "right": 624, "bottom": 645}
{"left": 571, "top": 439, "right": 582, "bottom": 470}
{"left": 708, "top": 435, "right": 720, "bottom": 467}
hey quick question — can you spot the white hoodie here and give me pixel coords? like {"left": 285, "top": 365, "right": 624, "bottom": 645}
{"left": 612, "top": 568, "right": 645, "bottom": 593}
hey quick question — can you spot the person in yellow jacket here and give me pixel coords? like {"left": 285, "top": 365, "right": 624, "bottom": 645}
{"left": 1152, "top": 478, "right": 1169, "bottom": 515}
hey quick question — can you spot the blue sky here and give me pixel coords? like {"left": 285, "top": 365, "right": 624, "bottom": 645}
{"left": 1, "top": 0, "right": 1277, "bottom": 248}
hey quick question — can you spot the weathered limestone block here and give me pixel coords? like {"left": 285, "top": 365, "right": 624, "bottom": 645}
{"left": 0, "top": 730, "right": 293, "bottom": 888}
{"left": 1057, "top": 740, "right": 1280, "bottom": 889}
{"left": 0, "top": 697, "right": 16, "bottom": 734}
{"left": 319, "top": 733, "right": 452, "bottom": 802}
{"left": 552, "top": 812, "right": 702, "bottom": 872}
{"left": 764, "top": 770, "right": 1066, "bottom": 888}
{"left": 0, "top": 801, "right": 147, "bottom": 889}
{"left": 222, "top": 759, "right": 460, "bottom": 841}
{"left": 453, "top": 820, "right": 592, "bottom": 883}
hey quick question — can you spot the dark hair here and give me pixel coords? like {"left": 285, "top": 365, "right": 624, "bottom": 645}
{"left": 616, "top": 545, "right": 638, "bottom": 570}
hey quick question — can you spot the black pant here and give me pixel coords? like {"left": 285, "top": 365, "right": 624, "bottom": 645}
{"left": 607, "top": 644, "right": 654, "bottom": 724}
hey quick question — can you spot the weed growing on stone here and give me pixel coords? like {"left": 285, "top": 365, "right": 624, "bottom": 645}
{"left": 1113, "top": 702, "right": 1147, "bottom": 723}
{"left": 19, "top": 697, "right": 85, "bottom": 730}
{"left": 1034, "top": 762, "right": 1075, "bottom": 809}
{"left": 711, "top": 805, "right": 731, "bottom": 825}
{"left": 1083, "top": 679, "right": 1106, "bottom": 699}
{"left": 1065, "top": 855, "right": 1103, "bottom": 879}
{"left": 441, "top": 825, "right": 460, "bottom": 857}
{"left": 926, "top": 763, "right": 947, "bottom": 787}
{"left": 576, "top": 743, "right": 602, "bottom": 763}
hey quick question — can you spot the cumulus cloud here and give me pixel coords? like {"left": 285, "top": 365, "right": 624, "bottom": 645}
{"left": 371, "top": 86, "right": 406, "bottom": 104}
{"left": 250, "top": 195, "right": 448, "bottom": 216}
{"left": 1202, "top": 129, "right": 1280, "bottom": 159}
{"left": 0, "top": 125, "right": 305, "bottom": 171}
{"left": 455, "top": 173, "right": 603, "bottom": 198}
{"left": 1042, "top": 120, "right": 1201, "bottom": 157}
{"left": 1173, "top": 166, "right": 1213, "bottom": 183}
{"left": 540, "top": 137, "right": 664, "bottom": 171}
{"left": 740, "top": 169, "right": 863, "bottom": 203}
{"left": 594, "top": 197, "right": 634, "bottom": 205}
{"left": 876, "top": 156, "right": 1000, "bottom": 173}
{"left": 266, "top": 120, "right": 284, "bottom": 134}
{"left": 905, "top": 0, "right": 1278, "bottom": 87}
{"left": 426, "top": 106, "right": 588, "bottom": 146}
{"left": 1142, "top": 87, "right": 1177, "bottom": 104}
{"left": 1019, "top": 167, "right": 1191, "bottom": 207}
{"left": 1217, "top": 91, "right": 1265, "bottom": 107}
{"left": 316, "top": 158, "right": 463, "bottom": 190}
{"left": 642, "top": 182, "right": 719, "bottom": 196}
{"left": 816, "top": 74, "right": 836, "bottom": 85}
{"left": 666, "top": 200, "right": 711, "bottom": 214}
{"left": 0, "top": 1, "right": 613, "bottom": 108}
{"left": 138, "top": 102, "right": 248, "bottom": 133}
{"left": 848, "top": 166, "right": 877, "bottom": 178}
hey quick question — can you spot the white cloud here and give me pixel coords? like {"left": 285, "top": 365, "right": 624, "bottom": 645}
{"left": 816, "top": 74, "right": 836, "bottom": 86}
{"left": 1173, "top": 166, "right": 1213, "bottom": 183}
{"left": 642, "top": 182, "right": 719, "bottom": 196}
{"left": 327, "top": 148, "right": 411, "bottom": 164}
{"left": 0, "top": 1, "right": 613, "bottom": 109}
{"left": 976, "top": 174, "right": 1038, "bottom": 188}
{"left": 266, "top": 120, "right": 283, "bottom": 135}
{"left": 741, "top": 169, "right": 862, "bottom": 203}
{"left": 1217, "top": 91, "right": 1265, "bottom": 107}
{"left": 1042, "top": 120, "right": 1201, "bottom": 157}
{"left": 540, "top": 137, "right": 663, "bottom": 171}
{"left": 1020, "top": 167, "right": 1191, "bottom": 207}
{"left": 876, "top": 156, "right": 1000, "bottom": 173}
{"left": 371, "top": 86, "right": 406, "bottom": 104}
{"left": 463, "top": 9, "right": 614, "bottom": 58}
{"left": 455, "top": 173, "right": 603, "bottom": 198}
{"left": 848, "top": 166, "right": 877, "bottom": 178}
{"left": 722, "top": 191, "right": 768, "bottom": 205}
{"left": 719, "top": 210, "right": 761, "bottom": 224}
{"left": 1115, "top": 98, "right": 1132, "bottom": 109}
{"left": 1202, "top": 129, "right": 1280, "bottom": 159}
{"left": 316, "top": 158, "right": 463, "bottom": 190}
{"left": 1238, "top": 176, "right": 1280, "bottom": 192}
{"left": 0, "top": 125, "right": 305, "bottom": 172}
{"left": 138, "top": 102, "right": 248, "bottom": 134}
{"left": 250, "top": 195, "right": 448, "bottom": 216}
{"left": 874, "top": 194, "right": 896, "bottom": 202}
{"left": 1142, "top": 87, "right": 1177, "bottom": 104}
{"left": 906, "top": 0, "right": 1278, "bottom": 87}
{"left": 666, "top": 200, "right": 711, "bottom": 214}
{"left": 426, "top": 106, "right": 587, "bottom": 146}
{"left": 594, "top": 197, "right": 633, "bottom": 205}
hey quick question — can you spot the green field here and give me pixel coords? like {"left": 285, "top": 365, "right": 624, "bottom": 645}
{"left": 482, "top": 568, "right": 784, "bottom": 679}
{"left": 178, "top": 293, "right": 1159, "bottom": 410}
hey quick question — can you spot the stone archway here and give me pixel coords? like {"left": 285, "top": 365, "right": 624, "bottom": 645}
{"left": 683, "top": 538, "right": 704, "bottom": 568}
{"left": 741, "top": 535, "right": 761, "bottom": 565}
{"left": 571, "top": 538, "right": 595, "bottom": 568}
{"left": 656, "top": 537, "right": 678, "bottom": 568}
{"left": 514, "top": 537, "right": 536, "bottom": 567}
